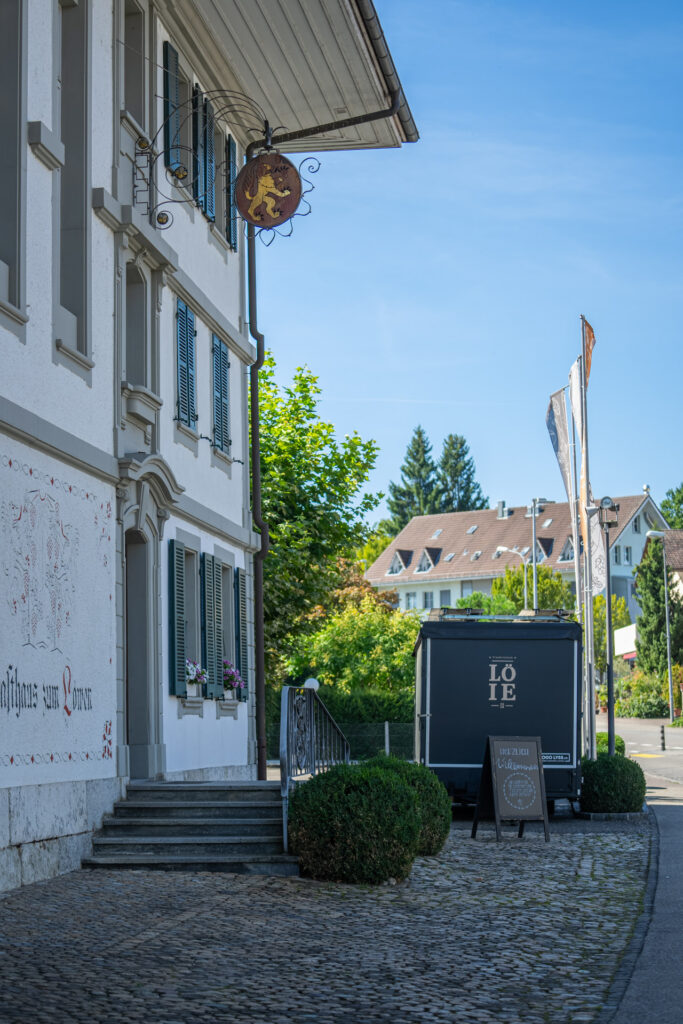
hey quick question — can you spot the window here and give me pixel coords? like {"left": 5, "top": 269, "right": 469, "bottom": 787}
{"left": 461, "top": 581, "right": 473, "bottom": 597}
{"left": 431, "top": 529, "right": 443, "bottom": 539}
{"left": 624, "top": 546, "right": 632, "bottom": 566}
{"left": 534, "top": 540, "right": 546, "bottom": 563}
{"left": 387, "top": 553, "right": 404, "bottom": 576}
{"left": 125, "top": 264, "right": 147, "bottom": 386}
{"left": 176, "top": 298, "right": 197, "bottom": 428}
{"left": 405, "top": 592, "right": 416, "bottom": 610}
{"left": 0, "top": 0, "right": 25, "bottom": 313}
{"left": 633, "top": 515, "right": 641, "bottom": 534}
{"left": 559, "top": 537, "right": 575, "bottom": 563}
{"left": 423, "top": 592, "right": 434, "bottom": 610}
{"left": 467, "top": 525, "right": 478, "bottom": 535}
{"left": 614, "top": 545, "right": 621, "bottom": 565}
{"left": 212, "top": 334, "right": 230, "bottom": 453}
{"left": 226, "top": 134, "right": 238, "bottom": 250}
{"left": 415, "top": 551, "right": 432, "bottom": 573}
{"left": 470, "top": 551, "right": 481, "bottom": 561}
{"left": 57, "top": 0, "right": 90, "bottom": 356}
{"left": 184, "top": 548, "right": 200, "bottom": 664}
{"left": 439, "top": 590, "right": 451, "bottom": 607}
{"left": 543, "top": 518, "right": 553, "bottom": 528}
{"left": 124, "top": 0, "right": 145, "bottom": 127}
{"left": 444, "top": 552, "right": 455, "bottom": 562}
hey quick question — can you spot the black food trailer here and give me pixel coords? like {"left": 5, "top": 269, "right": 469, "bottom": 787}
{"left": 415, "top": 612, "right": 582, "bottom": 803}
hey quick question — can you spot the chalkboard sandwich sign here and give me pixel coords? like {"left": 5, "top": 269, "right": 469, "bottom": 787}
{"left": 471, "top": 736, "right": 550, "bottom": 842}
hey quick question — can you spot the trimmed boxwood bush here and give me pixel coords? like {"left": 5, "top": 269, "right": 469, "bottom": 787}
{"left": 580, "top": 754, "right": 646, "bottom": 813}
{"left": 288, "top": 762, "right": 420, "bottom": 883}
{"left": 595, "top": 732, "right": 626, "bottom": 756}
{"left": 365, "top": 754, "right": 451, "bottom": 855}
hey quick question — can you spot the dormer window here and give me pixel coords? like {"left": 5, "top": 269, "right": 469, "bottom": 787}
{"left": 415, "top": 551, "right": 433, "bottom": 573}
{"left": 535, "top": 540, "right": 546, "bottom": 563}
{"left": 387, "top": 553, "right": 405, "bottom": 576}
{"left": 558, "top": 537, "right": 575, "bottom": 563}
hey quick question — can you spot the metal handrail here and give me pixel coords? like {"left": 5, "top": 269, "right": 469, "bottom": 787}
{"left": 279, "top": 686, "right": 350, "bottom": 853}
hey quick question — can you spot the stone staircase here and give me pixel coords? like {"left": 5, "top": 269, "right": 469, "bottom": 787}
{"left": 82, "top": 780, "right": 299, "bottom": 876}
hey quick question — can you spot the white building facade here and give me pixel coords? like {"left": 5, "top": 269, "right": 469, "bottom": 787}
{"left": 1, "top": 0, "right": 416, "bottom": 889}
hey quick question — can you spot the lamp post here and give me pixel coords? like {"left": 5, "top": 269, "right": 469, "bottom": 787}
{"left": 531, "top": 498, "right": 549, "bottom": 611}
{"left": 496, "top": 547, "right": 530, "bottom": 610}
{"left": 646, "top": 530, "right": 675, "bottom": 725}
{"left": 599, "top": 498, "right": 619, "bottom": 756}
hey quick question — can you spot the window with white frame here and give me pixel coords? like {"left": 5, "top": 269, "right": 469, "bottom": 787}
{"left": 461, "top": 581, "right": 473, "bottom": 597}
{"left": 124, "top": 0, "right": 146, "bottom": 127}
{"left": 558, "top": 537, "right": 575, "bottom": 563}
{"left": 624, "top": 546, "right": 632, "bottom": 565}
{"left": 405, "top": 592, "right": 416, "bottom": 610}
{"left": 614, "top": 545, "right": 621, "bottom": 565}
{"left": 423, "top": 592, "right": 434, "bottom": 610}
{"left": 633, "top": 515, "right": 641, "bottom": 534}
{"left": 415, "top": 551, "right": 433, "bottom": 573}
{"left": 387, "top": 553, "right": 404, "bottom": 576}
{"left": 439, "top": 589, "right": 451, "bottom": 607}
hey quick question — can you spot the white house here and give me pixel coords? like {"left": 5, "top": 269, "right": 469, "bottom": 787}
{"left": 366, "top": 493, "right": 668, "bottom": 622}
{"left": 0, "top": 0, "right": 415, "bottom": 890}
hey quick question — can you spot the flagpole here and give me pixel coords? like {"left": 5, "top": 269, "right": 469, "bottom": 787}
{"left": 566, "top": 382, "right": 587, "bottom": 754}
{"left": 580, "top": 315, "right": 596, "bottom": 760}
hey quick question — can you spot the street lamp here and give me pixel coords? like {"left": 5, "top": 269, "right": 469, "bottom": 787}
{"left": 496, "top": 547, "right": 530, "bottom": 610}
{"left": 531, "top": 498, "right": 550, "bottom": 611}
{"left": 646, "top": 530, "right": 674, "bottom": 725}
{"left": 599, "top": 497, "right": 619, "bottom": 756}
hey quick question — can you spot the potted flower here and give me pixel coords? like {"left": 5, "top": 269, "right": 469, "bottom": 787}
{"left": 222, "top": 659, "right": 245, "bottom": 699}
{"left": 185, "top": 659, "right": 207, "bottom": 697}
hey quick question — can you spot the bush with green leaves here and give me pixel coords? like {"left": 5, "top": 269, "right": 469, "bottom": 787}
{"left": 595, "top": 732, "right": 626, "bottom": 756}
{"left": 612, "top": 671, "right": 671, "bottom": 718}
{"left": 288, "top": 762, "right": 420, "bottom": 883}
{"left": 365, "top": 755, "right": 451, "bottom": 855}
{"left": 580, "top": 754, "right": 646, "bottom": 813}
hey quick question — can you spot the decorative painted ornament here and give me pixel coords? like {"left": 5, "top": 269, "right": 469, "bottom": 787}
{"left": 234, "top": 151, "right": 302, "bottom": 228}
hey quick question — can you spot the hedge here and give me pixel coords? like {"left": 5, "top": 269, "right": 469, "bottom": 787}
{"left": 365, "top": 755, "right": 451, "bottom": 855}
{"left": 580, "top": 754, "right": 646, "bottom": 814}
{"left": 595, "top": 732, "right": 626, "bottom": 756}
{"left": 289, "top": 762, "right": 420, "bottom": 883}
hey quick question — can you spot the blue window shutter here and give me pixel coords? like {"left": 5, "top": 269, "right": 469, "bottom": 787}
{"left": 212, "top": 335, "right": 230, "bottom": 451}
{"left": 163, "top": 43, "right": 181, "bottom": 171}
{"left": 186, "top": 306, "right": 197, "bottom": 424}
{"left": 169, "top": 540, "right": 187, "bottom": 696}
{"left": 201, "top": 553, "right": 224, "bottom": 697}
{"left": 176, "top": 299, "right": 189, "bottom": 425}
{"left": 192, "top": 86, "right": 205, "bottom": 210}
{"left": 226, "top": 134, "right": 238, "bottom": 250}
{"left": 204, "top": 99, "right": 215, "bottom": 221}
{"left": 234, "top": 567, "right": 248, "bottom": 697}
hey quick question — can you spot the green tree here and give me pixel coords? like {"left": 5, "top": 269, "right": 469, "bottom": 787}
{"left": 661, "top": 482, "right": 683, "bottom": 529}
{"left": 491, "top": 564, "right": 574, "bottom": 612}
{"left": 386, "top": 426, "right": 441, "bottom": 531}
{"left": 355, "top": 521, "right": 395, "bottom": 570}
{"left": 285, "top": 595, "right": 420, "bottom": 694}
{"left": 455, "top": 591, "right": 517, "bottom": 614}
{"left": 593, "top": 594, "right": 631, "bottom": 678}
{"left": 438, "top": 433, "right": 488, "bottom": 512}
{"left": 259, "top": 355, "right": 380, "bottom": 674}
{"left": 634, "top": 538, "right": 683, "bottom": 676}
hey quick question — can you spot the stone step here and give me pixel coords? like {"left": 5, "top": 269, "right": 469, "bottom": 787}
{"left": 82, "top": 853, "right": 300, "bottom": 876}
{"left": 125, "top": 782, "right": 282, "bottom": 803}
{"left": 112, "top": 800, "right": 282, "bottom": 819}
{"left": 100, "top": 816, "right": 282, "bottom": 838}
{"left": 92, "top": 835, "right": 284, "bottom": 858}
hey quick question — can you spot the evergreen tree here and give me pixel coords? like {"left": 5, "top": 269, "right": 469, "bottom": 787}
{"left": 437, "top": 433, "right": 488, "bottom": 512}
{"left": 386, "top": 426, "right": 441, "bottom": 531}
{"left": 661, "top": 481, "right": 683, "bottom": 529}
{"left": 634, "top": 539, "right": 683, "bottom": 676}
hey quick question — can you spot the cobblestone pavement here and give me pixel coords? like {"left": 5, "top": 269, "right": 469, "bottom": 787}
{"left": 0, "top": 817, "right": 651, "bottom": 1024}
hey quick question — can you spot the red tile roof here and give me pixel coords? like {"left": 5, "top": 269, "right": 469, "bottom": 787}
{"left": 366, "top": 495, "right": 661, "bottom": 585}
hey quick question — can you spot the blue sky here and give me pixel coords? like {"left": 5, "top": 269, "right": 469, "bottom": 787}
{"left": 257, "top": 0, "right": 683, "bottom": 524}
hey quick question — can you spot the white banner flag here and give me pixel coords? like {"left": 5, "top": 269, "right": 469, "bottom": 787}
{"left": 546, "top": 389, "right": 572, "bottom": 502}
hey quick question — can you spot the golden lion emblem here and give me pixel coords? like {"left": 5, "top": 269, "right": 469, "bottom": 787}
{"left": 246, "top": 164, "right": 291, "bottom": 222}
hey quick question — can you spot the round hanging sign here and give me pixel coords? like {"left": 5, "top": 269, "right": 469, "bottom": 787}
{"left": 235, "top": 151, "right": 302, "bottom": 228}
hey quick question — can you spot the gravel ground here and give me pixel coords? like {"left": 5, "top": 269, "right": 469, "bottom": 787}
{"left": 0, "top": 814, "right": 652, "bottom": 1024}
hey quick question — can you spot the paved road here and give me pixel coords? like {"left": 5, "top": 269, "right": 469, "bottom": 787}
{"left": 0, "top": 816, "right": 650, "bottom": 1024}
{"left": 596, "top": 714, "right": 683, "bottom": 785}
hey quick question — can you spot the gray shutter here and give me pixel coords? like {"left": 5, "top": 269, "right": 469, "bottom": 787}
{"left": 226, "top": 134, "right": 238, "bottom": 250}
{"left": 176, "top": 299, "right": 189, "bottom": 425}
{"left": 204, "top": 99, "right": 215, "bottom": 221}
{"left": 193, "top": 85, "right": 205, "bottom": 210}
{"left": 169, "top": 539, "right": 187, "bottom": 696}
{"left": 163, "top": 42, "right": 181, "bottom": 171}
{"left": 212, "top": 335, "right": 230, "bottom": 451}
{"left": 234, "top": 567, "right": 248, "bottom": 696}
{"left": 202, "top": 553, "right": 224, "bottom": 698}
{"left": 213, "top": 564, "right": 224, "bottom": 697}
{"left": 186, "top": 306, "right": 197, "bottom": 424}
